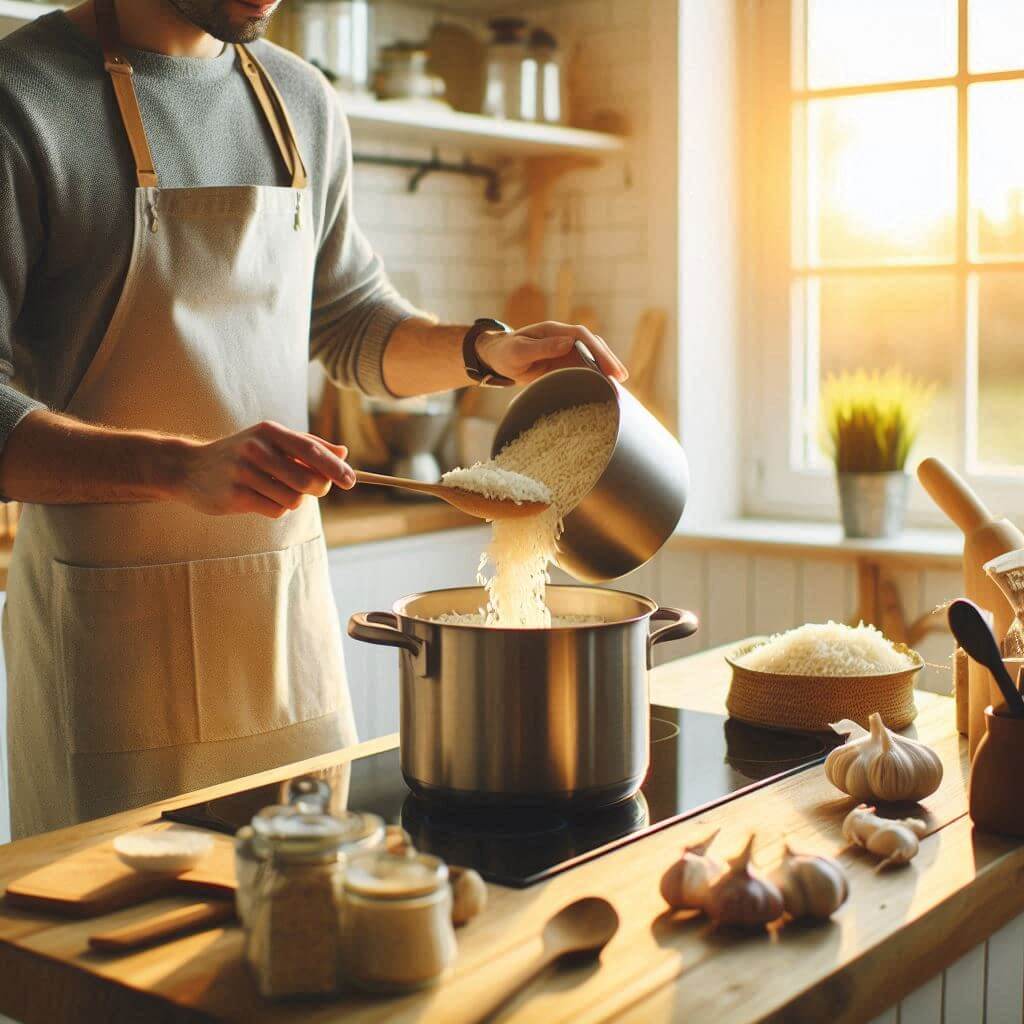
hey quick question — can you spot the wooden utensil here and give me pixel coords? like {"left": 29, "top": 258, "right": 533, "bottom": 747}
{"left": 624, "top": 308, "right": 669, "bottom": 426}
{"left": 89, "top": 899, "right": 235, "bottom": 953}
{"left": 472, "top": 897, "right": 619, "bottom": 1022}
{"left": 6, "top": 827, "right": 237, "bottom": 918}
{"left": 948, "top": 600, "right": 1024, "bottom": 716}
{"left": 354, "top": 470, "right": 549, "bottom": 520}
{"left": 917, "top": 457, "right": 1024, "bottom": 748}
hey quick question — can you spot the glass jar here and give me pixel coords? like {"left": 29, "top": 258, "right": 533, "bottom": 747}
{"left": 339, "top": 849, "right": 457, "bottom": 993}
{"left": 529, "top": 28, "right": 564, "bottom": 125}
{"left": 298, "top": 0, "right": 373, "bottom": 95}
{"left": 247, "top": 813, "right": 349, "bottom": 999}
{"left": 483, "top": 17, "right": 527, "bottom": 120}
{"left": 234, "top": 804, "right": 293, "bottom": 930}
{"left": 374, "top": 42, "right": 445, "bottom": 102}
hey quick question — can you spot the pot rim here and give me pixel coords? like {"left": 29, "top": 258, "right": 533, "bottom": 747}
{"left": 391, "top": 583, "right": 659, "bottom": 631}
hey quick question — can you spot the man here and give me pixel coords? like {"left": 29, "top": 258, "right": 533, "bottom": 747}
{"left": 0, "top": 0, "right": 627, "bottom": 837}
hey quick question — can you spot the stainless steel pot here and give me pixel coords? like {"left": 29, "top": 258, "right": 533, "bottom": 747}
{"left": 348, "top": 586, "right": 698, "bottom": 809}
{"left": 491, "top": 345, "right": 689, "bottom": 582}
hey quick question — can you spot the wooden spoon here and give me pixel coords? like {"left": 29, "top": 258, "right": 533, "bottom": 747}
{"left": 472, "top": 897, "right": 619, "bottom": 1022}
{"left": 354, "top": 470, "right": 549, "bottom": 521}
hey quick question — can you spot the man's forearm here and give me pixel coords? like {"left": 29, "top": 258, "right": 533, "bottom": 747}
{"left": 381, "top": 319, "right": 469, "bottom": 397}
{"left": 0, "top": 409, "right": 190, "bottom": 504}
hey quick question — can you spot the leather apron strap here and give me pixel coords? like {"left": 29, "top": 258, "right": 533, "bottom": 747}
{"left": 93, "top": 0, "right": 307, "bottom": 190}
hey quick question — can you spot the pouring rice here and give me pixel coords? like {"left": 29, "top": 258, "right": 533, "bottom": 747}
{"left": 440, "top": 401, "right": 617, "bottom": 627}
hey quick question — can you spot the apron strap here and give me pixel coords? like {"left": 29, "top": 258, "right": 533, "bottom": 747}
{"left": 94, "top": 0, "right": 158, "bottom": 188}
{"left": 93, "top": 0, "right": 307, "bottom": 191}
{"left": 236, "top": 45, "right": 308, "bottom": 190}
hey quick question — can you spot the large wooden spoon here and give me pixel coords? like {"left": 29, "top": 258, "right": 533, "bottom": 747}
{"left": 472, "top": 897, "right": 620, "bottom": 1022}
{"left": 354, "top": 470, "right": 549, "bottom": 521}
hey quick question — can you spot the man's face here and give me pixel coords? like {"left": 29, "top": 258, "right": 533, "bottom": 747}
{"left": 165, "top": 0, "right": 282, "bottom": 43}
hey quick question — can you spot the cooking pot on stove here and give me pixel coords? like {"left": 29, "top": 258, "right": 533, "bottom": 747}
{"left": 348, "top": 586, "right": 698, "bottom": 809}
{"left": 491, "top": 343, "right": 689, "bottom": 582}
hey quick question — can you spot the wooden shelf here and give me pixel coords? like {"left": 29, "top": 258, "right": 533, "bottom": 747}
{"left": 343, "top": 96, "right": 627, "bottom": 158}
{"left": 0, "top": 0, "right": 63, "bottom": 21}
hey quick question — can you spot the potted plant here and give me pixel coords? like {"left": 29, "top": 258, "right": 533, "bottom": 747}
{"left": 821, "top": 369, "right": 935, "bottom": 539}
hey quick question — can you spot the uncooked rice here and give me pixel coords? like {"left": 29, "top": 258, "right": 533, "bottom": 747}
{"left": 440, "top": 401, "right": 617, "bottom": 627}
{"left": 432, "top": 612, "right": 608, "bottom": 627}
{"left": 736, "top": 621, "right": 915, "bottom": 676}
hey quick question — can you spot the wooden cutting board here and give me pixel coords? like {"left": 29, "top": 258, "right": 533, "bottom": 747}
{"left": 5, "top": 825, "right": 235, "bottom": 919}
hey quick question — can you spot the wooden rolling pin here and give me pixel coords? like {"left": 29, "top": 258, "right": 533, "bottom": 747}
{"left": 917, "top": 457, "right": 1024, "bottom": 754}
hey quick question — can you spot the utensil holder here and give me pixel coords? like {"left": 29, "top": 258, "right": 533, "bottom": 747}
{"left": 969, "top": 706, "right": 1024, "bottom": 837}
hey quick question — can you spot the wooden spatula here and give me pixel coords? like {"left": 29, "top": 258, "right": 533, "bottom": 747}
{"left": 354, "top": 470, "right": 548, "bottom": 520}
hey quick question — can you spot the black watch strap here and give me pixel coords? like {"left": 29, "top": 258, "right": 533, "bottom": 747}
{"left": 463, "top": 318, "right": 515, "bottom": 387}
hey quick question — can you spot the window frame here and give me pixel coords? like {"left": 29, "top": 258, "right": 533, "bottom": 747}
{"left": 742, "top": 0, "right": 1024, "bottom": 526}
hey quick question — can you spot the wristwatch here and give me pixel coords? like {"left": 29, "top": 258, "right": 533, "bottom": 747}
{"left": 463, "top": 318, "right": 515, "bottom": 387}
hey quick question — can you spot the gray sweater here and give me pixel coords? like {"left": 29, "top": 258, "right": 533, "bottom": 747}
{"left": 0, "top": 13, "right": 418, "bottom": 450}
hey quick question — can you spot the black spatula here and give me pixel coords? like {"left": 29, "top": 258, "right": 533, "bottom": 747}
{"left": 948, "top": 598, "right": 1024, "bottom": 716}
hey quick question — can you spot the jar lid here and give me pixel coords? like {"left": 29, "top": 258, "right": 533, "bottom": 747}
{"left": 335, "top": 810, "right": 386, "bottom": 852}
{"left": 344, "top": 849, "right": 449, "bottom": 899}
{"left": 287, "top": 776, "right": 331, "bottom": 814}
{"left": 268, "top": 812, "right": 349, "bottom": 862}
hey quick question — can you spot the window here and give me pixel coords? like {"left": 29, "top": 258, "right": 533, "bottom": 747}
{"left": 745, "top": 0, "right": 1024, "bottom": 522}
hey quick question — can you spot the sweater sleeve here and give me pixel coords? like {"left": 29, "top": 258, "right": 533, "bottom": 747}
{"left": 0, "top": 112, "right": 49, "bottom": 451}
{"left": 309, "top": 83, "right": 424, "bottom": 397}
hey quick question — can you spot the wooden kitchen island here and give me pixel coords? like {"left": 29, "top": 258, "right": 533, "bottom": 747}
{"left": 0, "top": 646, "right": 1016, "bottom": 1024}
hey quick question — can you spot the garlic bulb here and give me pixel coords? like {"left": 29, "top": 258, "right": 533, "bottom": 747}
{"left": 449, "top": 867, "right": 487, "bottom": 926}
{"left": 660, "top": 831, "right": 723, "bottom": 911}
{"left": 825, "top": 713, "right": 943, "bottom": 804}
{"left": 842, "top": 804, "right": 927, "bottom": 870}
{"left": 770, "top": 845, "right": 849, "bottom": 920}
{"left": 705, "top": 835, "right": 784, "bottom": 929}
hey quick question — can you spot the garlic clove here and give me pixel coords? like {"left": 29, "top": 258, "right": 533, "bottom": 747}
{"left": 771, "top": 844, "right": 849, "bottom": 920}
{"left": 449, "top": 867, "right": 487, "bottom": 926}
{"left": 705, "top": 835, "right": 784, "bottom": 930}
{"left": 659, "top": 831, "right": 723, "bottom": 911}
{"left": 842, "top": 804, "right": 928, "bottom": 869}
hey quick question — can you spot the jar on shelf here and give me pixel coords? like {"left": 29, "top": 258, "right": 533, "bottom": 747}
{"left": 529, "top": 28, "right": 564, "bottom": 125}
{"left": 374, "top": 42, "right": 446, "bottom": 102}
{"left": 247, "top": 813, "right": 350, "bottom": 999}
{"left": 483, "top": 17, "right": 528, "bottom": 120}
{"left": 339, "top": 849, "right": 457, "bottom": 993}
{"left": 297, "top": 0, "right": 374, "bottom": 95}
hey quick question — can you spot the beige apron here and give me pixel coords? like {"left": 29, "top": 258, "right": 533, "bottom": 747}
{"left": 4, "top": 0, "right": 356, "bottom": 837}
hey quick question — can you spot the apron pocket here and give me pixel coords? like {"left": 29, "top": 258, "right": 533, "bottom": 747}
{"left": 187, "top": 535, "right": 344, "bottom": 743}
{"left": 53, "top": 559, "right": 200, "bottom": 755}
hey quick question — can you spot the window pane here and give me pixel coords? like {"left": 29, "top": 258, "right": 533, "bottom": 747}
{"left": 803, "top": 274, "right": 958, "bottom": 467}
{"left": 806, "top": 0, "right": 957, "bottom": 90}
{"left": 805, "top": 90, "right": 956, "bottom": 265}
{"left": 969, "top": 0, "right": 1024, "bottom": 73}
{"left": 977, "top": 273, "right": 1024, "bottom": 470}
{"left": 970, "top": 82, "right": 1024, "bottom": 261}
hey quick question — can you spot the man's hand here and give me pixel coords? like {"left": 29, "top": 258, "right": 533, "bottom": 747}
{"left": 177, "top": 421, "right": 355, "bottom": 519}
{"left": 476, "top": 321, "right": 629, "bottom": 385}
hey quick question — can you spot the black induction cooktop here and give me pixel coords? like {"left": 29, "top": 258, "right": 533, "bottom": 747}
{"left": 164, "top": 707, "right": 842, "bottom": 888}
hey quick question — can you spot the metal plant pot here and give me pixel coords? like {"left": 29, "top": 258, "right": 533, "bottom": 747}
{"left": 348, "top": 586, "right": 699, "bottom": 810}
{"left": 837, "top": 471, "right": 909, "bottom": 539}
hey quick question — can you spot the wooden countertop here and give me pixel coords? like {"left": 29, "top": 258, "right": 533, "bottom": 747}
{"left": 0, "top": 648, "right": 1013, "bottom": 1024}
{"left": 0, "top": 495, "right": 476, "bottom": 590}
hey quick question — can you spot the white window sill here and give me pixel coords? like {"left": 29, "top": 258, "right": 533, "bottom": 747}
{"left": 670, "top": 518, "right": 963, "bottom": 567}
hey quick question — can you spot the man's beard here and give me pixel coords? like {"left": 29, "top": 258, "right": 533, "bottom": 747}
{"left": 164, "top": 0, "right": 276, "bottom": 43}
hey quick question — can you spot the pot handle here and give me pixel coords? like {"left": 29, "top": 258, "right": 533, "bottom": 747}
{"left": 648, "top": 606, "right": 699, "bottom": 667}
{"left": 348, "top": 612, "right": 423, "bottom": 657}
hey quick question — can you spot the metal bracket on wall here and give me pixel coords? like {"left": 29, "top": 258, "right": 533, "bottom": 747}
{"left": 352, "top": 149, "right": 501, "bottom": 202}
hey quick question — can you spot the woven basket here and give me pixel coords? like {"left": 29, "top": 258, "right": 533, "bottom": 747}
{"left": 725, "top": 638, "right": 922, "bottom": 733}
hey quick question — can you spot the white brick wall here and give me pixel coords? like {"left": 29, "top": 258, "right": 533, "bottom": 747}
{"left": 346, "top": 0, "right": 651, "bottom": 347}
